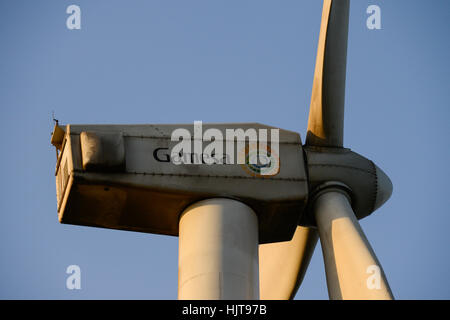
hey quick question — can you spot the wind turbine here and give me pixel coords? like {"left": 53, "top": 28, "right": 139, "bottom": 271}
{"left": 50, "top": 0, "right": 393, "bottom": 300}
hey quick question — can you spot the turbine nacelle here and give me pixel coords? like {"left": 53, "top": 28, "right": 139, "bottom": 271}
{"left": 51, "top": 123, "right": 309, "bottom": 244}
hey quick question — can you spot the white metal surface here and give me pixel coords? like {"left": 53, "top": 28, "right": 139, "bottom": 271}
{"left": 178, "top": 198, "right": 259, "bottom": 299}
{"left": 314, "top": 191, "right": 393, "bottom": 300}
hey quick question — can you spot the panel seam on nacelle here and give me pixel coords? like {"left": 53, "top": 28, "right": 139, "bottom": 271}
{"left": 72, "top": 169, "right": 307, "bottom": 182}
{"left": 308, "top": 163, "right": 376, "bottom": 176}
{"left": 125, "top": 135, "right": 302, "bottom": 145}
{"left": 369, "top": 160, "right": 378, "bottom": 213}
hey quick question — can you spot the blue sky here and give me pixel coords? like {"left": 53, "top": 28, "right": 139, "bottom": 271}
{"left": 0, "top": 0, "right": 449, "bottom": 299}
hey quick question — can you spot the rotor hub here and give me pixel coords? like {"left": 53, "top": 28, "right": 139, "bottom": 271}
{"left": 300, "top": 146, "right": 393, "bottom": 227}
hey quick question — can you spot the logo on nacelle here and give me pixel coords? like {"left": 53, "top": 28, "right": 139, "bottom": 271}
{"left": 152, "top": 121, "right": 280, "bottom": 177}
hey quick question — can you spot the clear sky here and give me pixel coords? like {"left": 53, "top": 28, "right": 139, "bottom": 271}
{"left": 0, "top": 0, "right": 449, "bottom": 299}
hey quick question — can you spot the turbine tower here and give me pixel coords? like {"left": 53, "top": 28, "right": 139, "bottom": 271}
{"left": 50, "top": 0, "right": 393, "bottom": 300}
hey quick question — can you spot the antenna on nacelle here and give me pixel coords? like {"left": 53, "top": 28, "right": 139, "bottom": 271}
{"left": 50, "top": 111, "right": 65, "bottom": 161}
{"left": 52, "top": 110, "right": 58, "bottom": 126}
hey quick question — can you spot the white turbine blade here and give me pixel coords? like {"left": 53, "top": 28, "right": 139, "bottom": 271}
{"left": 306, "top": 0, "right": 349, "bottom": 147}
{"left": 259, "top": 227, "right": 318, "bottom": 299}
{"left": 313, "top": 191, "right": 393, "bottom": 299}
{"left": 259, "top": 0, "right": 351, "bottom": 299}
